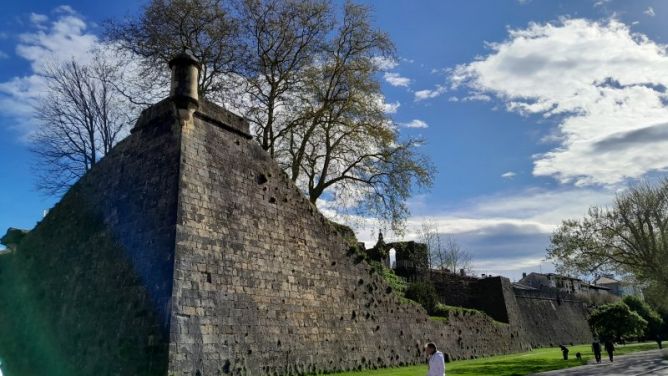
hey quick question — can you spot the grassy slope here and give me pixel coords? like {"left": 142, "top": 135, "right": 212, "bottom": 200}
{"left": 328, "top": 342, "right": 658, "bottom": 376}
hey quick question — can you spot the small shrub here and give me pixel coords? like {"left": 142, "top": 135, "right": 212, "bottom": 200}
{"left": 405, "top": 281, "right": 438, "bottom": 314}
{"left": 432, "top": 303, "right": 450, "bottom": 317}
{"left": 369, "top": 261, "right": 408, "bottom": 297}
{"left": 431, "top": 303, "right": 485, "bottom": 319}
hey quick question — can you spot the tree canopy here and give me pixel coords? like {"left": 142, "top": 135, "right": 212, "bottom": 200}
{"left": 547, "top": 179, "right": 668, "bottom": 294}
{"left": 623, "top": 296, "right": 663, "bottom": 339}
{"left": 589, "top": 301, "right": 647, "bottom": 341}
{"left": 106, "top": 0, "right": 242, "bottom": 99}
{"left": 103, "top": 0, "right": 434, "bottom": 231}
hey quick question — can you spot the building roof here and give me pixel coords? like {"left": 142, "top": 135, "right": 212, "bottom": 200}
{"left": 581, "top": 282, "right": 610, "bottom": 290}
{"left": 512, "top": 282, "right": 537, "bottom": 290}
{"left": 544, "top": 273, "right": 582, "bottom": 281}
{"left": 594, "top": 276, "right": 619, "bottom": 285}
{"left": 520, "top": 272, "right": 582, "bottom": 284}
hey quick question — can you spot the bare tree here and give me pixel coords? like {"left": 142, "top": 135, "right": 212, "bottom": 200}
{"left": 547, "top": 179, "right": 668, "bottom": 292}
{"left": 105, "top": 0, "right": 435, "bottom": 230}
{"left": 235, "top": 0, "right": 331, "bottom": 157}
{"left": 440, "top": 237, "right": 473, "bottom": 274}
{"left": 31, "top": 56, "right": 132, "bottom": 195}
{"left": 105, "top": 0, "right": 242, "bottom": 100}
{"left": 418, "top": 220, "right": 473, "bottom": 273}
{"left": 281, "top": 2, "right": 432, "bottom": 230}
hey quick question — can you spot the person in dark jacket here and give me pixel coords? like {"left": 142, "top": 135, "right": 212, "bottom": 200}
{"left": 592, "top": 339, "right": 602, "bottom": 363}
{"left": 657, "top": 334, "right": 663, "bottom": 350}
{"left": 559, "top": 345, "right": 569, "bottom": 360}
{"left": 604, "top": 340, "right": 615, "bottom": 362}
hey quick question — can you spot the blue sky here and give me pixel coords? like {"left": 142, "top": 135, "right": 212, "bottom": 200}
{"left": 1, "top": 0, "right": 668, "bottom": 280}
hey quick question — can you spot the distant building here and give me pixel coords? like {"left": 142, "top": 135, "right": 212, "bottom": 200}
{"left": 511, "top": 281, "right": 537, "bottom": 291}
{"left": 594, "top": 276, "right": 644, "bottom": 299}
{"left": 519, "top": 272, "right": 579, "bottom": 292}
{"left": 519, "top": 272, "right": 610, "bottom": 296}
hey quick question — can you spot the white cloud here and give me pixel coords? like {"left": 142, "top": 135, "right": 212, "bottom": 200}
{"left": 16, "top": 14, "right": 98, "bottom": 74}
{"left": 501, "top": 171, "right": 516, "bottom": 179}
{"left": 383, "top": 72, "right": 411, "bottom": 87}
{"left": 452, "top": 19, "right": 668, "bottom": 186}
{"left": 371, "top": 56, "right": 398, "bottom": 71}
{"left": 644, "top": 7, "right": 656, "bottom": 17}
{"left": 0, "top": 9, "right": 101, "bottom": 136}
{"left": 54, "top": 5, "right": 77, "bottom": 15}
{"left": 405, "top": 188, "right": 613, "bottom": 236}
{"left": 371, "top": 94, "right": 400, "bottom": 115}
{"left": 383, "top": 101, "right": 400, "bottom": 114}
{"left": 402, "top": 119, "right": 428, "bottom": 128}
{"left": 346, "top": 186, "right": 615, "bottom": 279}
{"left": 462, "top": 93, "right": 491, "bottom": 102}
{"left": 29, "top": 13, "right": 48, "bottom": 25}
{"left": 414, "top": 84, "right": 446, "bottom": 101}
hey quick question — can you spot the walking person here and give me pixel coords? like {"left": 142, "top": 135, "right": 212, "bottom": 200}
{"left": 424, "top": 342, "right": 445, "bottom": 376}
{"left": 657, "top": 334, "right": 663, "bottom": 350}
{"left": 591, "top": 338, "right": 602, "bottom": 364}
{"left": 559, "top": 344, "right": 569, "bottom": 360}
{"left": 604, "top": 340, "right": 615, "bottom": 362}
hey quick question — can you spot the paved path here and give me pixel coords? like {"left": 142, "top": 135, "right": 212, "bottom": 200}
{"left": 534, "top": 350, "right": 668, "bottom": 375}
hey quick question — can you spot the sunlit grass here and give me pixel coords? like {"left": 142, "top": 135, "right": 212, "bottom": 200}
{"left": 327, "top": 342, "right": 658, "bottom": 376}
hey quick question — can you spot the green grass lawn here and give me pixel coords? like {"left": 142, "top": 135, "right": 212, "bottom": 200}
{"left": 328, "top": 342, "right": 658, "bottom": 376}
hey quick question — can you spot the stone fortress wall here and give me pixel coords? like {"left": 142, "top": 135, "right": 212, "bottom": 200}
{"left": 167, "top": 96, "right": 534, "bottom": 375}
{"left": 0, "top": 55, "right": 593, "bottom": 376}
{"left": 0, "top": 101, "right": 182, "bottom": 376}
{"left": 369, "top": 240, "right": 594, "bottom": 350}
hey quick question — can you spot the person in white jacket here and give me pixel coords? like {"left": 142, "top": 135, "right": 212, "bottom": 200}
{"left": 425, "top": 343, "right": 445, "bottom": 376}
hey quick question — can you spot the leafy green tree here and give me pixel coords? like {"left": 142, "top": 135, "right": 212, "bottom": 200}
{"left": 623, "top": 296, "right": 663, "bottom": 338}
{"left": 589, "top": 301, "right": 647, "bottom": 341}
{"left": 547, "top": 179, "right": 668, "bottom": 293}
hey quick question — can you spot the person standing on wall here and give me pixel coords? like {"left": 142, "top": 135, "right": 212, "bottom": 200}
{"left": 591, "top": 338, "right": 602, "bottom": 363}
{"left": 604, "top": 340, "right": 615, "bottom": 362}
{"left": 425, "top": 343, "right": 445, "bottom": 376}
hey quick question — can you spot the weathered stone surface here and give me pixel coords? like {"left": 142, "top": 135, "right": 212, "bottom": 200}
{"left": 0, "top": 104, "right": 181, "bottom": 375}
{"left": 166, "top": 101, "right": 590, "bottom": 375}
{"left": 0, "top": 97, "right": 592, "bottom": 376}
{"left": 514, "top": 289, "right": 593, "bottom": 348}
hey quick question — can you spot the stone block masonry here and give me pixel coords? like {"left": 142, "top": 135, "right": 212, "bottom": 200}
{"left": 166, "top": 98, "right": 587, "bottom": 375}
{"left": 0, "top": 96, "right": 527, "bottom": 376}
{"left": 0, "top": 100, "right": 182, "bottom": 376}
{"left": 0, "top": 59, "right": 592, "bottom": 375}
